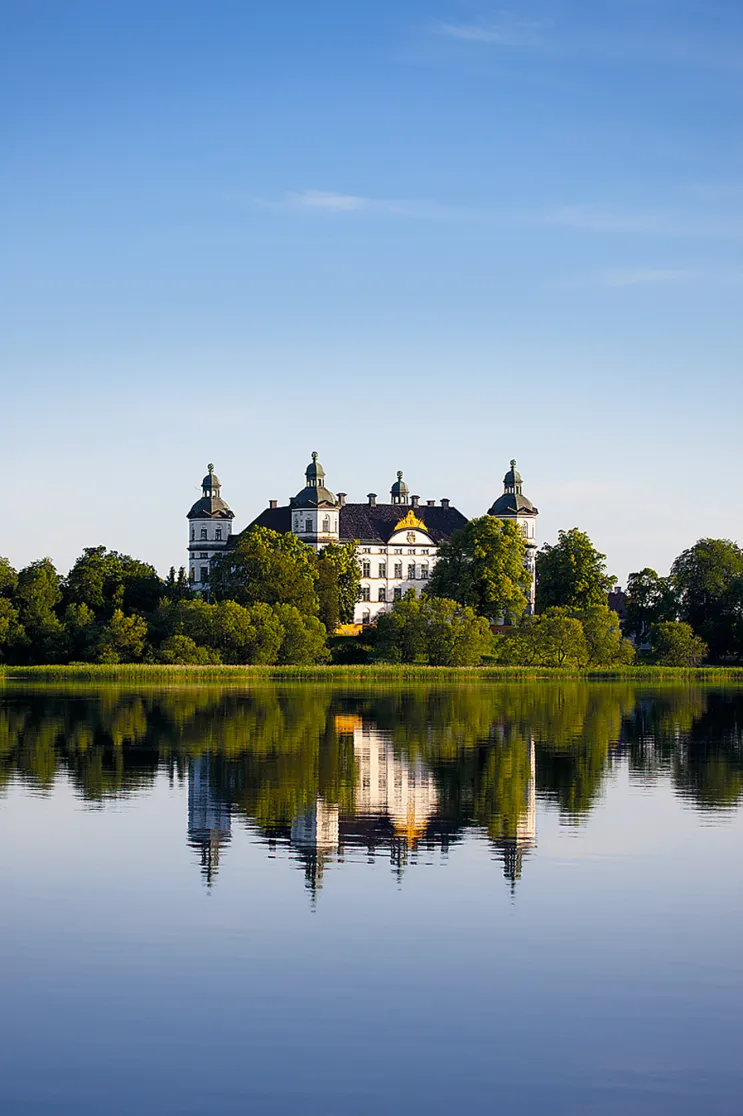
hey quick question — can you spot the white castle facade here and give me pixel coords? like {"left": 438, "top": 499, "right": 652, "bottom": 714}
{"left": 187, "top": 453, "right": 538, "bottom": 625}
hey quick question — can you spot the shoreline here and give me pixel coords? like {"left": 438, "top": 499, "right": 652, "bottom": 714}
{"left": 3, "top": 663, "right": 743, "bottom": 684}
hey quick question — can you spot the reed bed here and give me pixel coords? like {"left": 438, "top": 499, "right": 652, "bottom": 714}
{"left": 3, "top": 663, "right": 743, "bottom": 685}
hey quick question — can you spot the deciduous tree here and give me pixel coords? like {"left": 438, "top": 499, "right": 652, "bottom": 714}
{"left": 536, "top": 529, "right": 614, "bottom": 611}
{"left": 426, "top": 516, "right": 528, "bottom": 622}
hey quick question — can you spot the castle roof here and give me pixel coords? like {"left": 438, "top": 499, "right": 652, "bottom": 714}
{"left": 292, "top": 451, "right": 338, "bottom": 508}
{"left": 236, "top": 501, "right": 467, "bottom": 546}
{"left": 187, "top": 463, "right": 235, "bottom": 520}
{"left": 488, "top": 458, "right": 538, "bottom": 518}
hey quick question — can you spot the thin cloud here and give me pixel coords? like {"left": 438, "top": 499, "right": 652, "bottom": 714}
{"left": 597, "top": 268, "right": 695, "bottom": 288}
{"left": 433, "top": 9, "right": 743, "bottom": 71}
{"left": 283, "top": 190, "right": 475, "bottom": 221}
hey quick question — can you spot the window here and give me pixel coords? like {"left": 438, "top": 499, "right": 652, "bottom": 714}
{"left": 421, "top": 548, "right": 430, "bottom": 554}
{"left": 361, "top": 586, "right": 371, "bottom": 601}
{"left": 393, "top": 587, "right": 402, "bottom": 601}
{"left": 394, "top": 548, "right": 402, "bottom": 554}
{"left": 378, "top": 587, "right": 386, "bottom": 602}
{"left": 407, "top": 563, "right": 416, "bottom": 580}
{"left": 362, "top": 561, "right": 371, "bottom": 577}
{"left": 200, "top": 552, "right": 208, "bottom": 559}
{"left": 215, "top": 527, "right": 222, "bottom": 540}
{"left": 322, "top": 515, "right": 330, "bottom": 532}
{"left": 191, "top": 528, "right": 195, "bottom": 540}
{"left": 394, "top": 562, "right": 403, "bottom": 579}
{"left": 200, "top": 566, "right": 208, "bottom": 583}
{"left": 304, "top": 519, "right": 312, "bottom": 532}
{"left": 421, "top": 565, "right": 429, "bottom": 580}
{"left": 362, "top": 611, "right": 371, "bottom": 626}
{"left": 361, "top": 547, "right": 371, "bottom": 553}
{"left": 378, "top": 563, "right": 386, "bottom": 578}
{"left": 200, "top": 528, "right": 208, "bottom": 540}
{"left": 521, "top": 522, "right": 529, "bottom": 537}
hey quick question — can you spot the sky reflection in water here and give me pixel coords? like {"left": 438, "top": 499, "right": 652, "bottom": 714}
{"left": 2, "top": 684, "right": 742, "bottom": 1115}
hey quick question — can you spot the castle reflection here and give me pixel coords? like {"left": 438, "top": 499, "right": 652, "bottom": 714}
{"left": 187, "top": 712, "right": 537, "bottom": 895}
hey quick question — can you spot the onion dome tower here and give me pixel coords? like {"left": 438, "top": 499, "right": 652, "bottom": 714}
{"left": 390, "top": 470, "right": 410, "bottom": 506}
{"left": 290, "top": 451, "right": 340, "bottom": 550}
{"left": 488, "top": 460, "right": 539, "bottom": 614}
{"left": 187, "top": 464, "right": 234, "bottom": 591}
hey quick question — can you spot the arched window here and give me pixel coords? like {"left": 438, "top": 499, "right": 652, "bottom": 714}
{"left": 322, "top": 515, "right": 330, "bottom": 532}
{"left": 407, "top": 563, "right": 416, "bottom": 580}
{"left": 215, "top": 527, "right": 222, "bottom": 541}
{"left": 378, "top": 587, "right": 386, "bottom": 602}
{"left": 201, "top": 528, "right": 208, "bottom": 540}
{"left": 362, "top": 561, "right": 371, "bottom": 577}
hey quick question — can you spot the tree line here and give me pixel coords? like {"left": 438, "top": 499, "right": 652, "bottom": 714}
{"left": 1, "top": 518, "right": 741, "bottom": 667}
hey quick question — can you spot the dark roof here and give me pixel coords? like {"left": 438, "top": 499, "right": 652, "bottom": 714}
{"left": 187, "top": 495, "right": 235, "bottom": 520}
{"left": 237, "top": 502, "right": 467, "bottom": 546}
{"left": 488, "top": 492, "right": 538, "bottom": 517}
{"left": 339, "top": 503, "right": 467, "bottom": 544}
{"left": 292, "top": 485, "right": 338, "bottom": 508}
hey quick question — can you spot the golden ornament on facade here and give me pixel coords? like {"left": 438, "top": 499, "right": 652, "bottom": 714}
{"left": 393, "top": 508, "right": 427, "bottom": 531}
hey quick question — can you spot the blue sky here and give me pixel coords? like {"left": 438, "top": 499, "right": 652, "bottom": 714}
{"left": 2, "top": 0, "right": 742, "bottom": 582}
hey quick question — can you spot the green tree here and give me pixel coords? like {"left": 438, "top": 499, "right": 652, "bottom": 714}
{"left": 62, "top": 602, "right": 98, "bottom": 661}
{"left": 498, "top": 610, "right": 588, "bottom": 667}
{"left": 163, "top": 566, "right": 191, "bottom": 602}
{"left": 316, "top": 542, "right": 361, "bottom": 629}
{"left": 670, "top": 539, "right": 743, "bottom": 661}
{"left": 650, "top": 621, "right": 708, "bottom": 666}
{"left": 15, "top": 558, "right": 64, "bottom": 661}
{"left": 210, "top": 600, "right": 284, "bottom": 664}
{"left": 420, "top": 597, "right": 492, "bottom": 666}
{"left": 0, "top": 557, "right": 18, "bottom": 597}
{"left": 624, "top": 568, "right": 677, "bottom": 642}
{"left": 210, "top": 527, "right": 319, "bottom": 613}
{"left": 374, "top": 593, "right": 426, "bottom": 663}
{"left": 426, "top": 516, "right": 528, "bottom": 622}
{"left": 0, "top": 599, "right": 24, "bottom": 660}
{"left": 157, "top": 634, "right": 221, "bottom": 664}
{"left": 375, "top": 593, "right": 492, "bottom": 665}
{"left": 573, "top": 604, "right": 635, "bottom": 666}
{"left": 536, "top": 528, "right": 614, "bottom": 611}
{"left": 274, "top": 604, "right": 330, "bottom": 665}
{"left": 96, "top": 609, "right": 148, "bottom": 663}
{"left": 64, "top": 546, "right": 163, "bottom": 619}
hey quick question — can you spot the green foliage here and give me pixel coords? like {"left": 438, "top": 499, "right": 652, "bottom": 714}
{"left": 499, "top": 610, "right": 589, "bottom": 667}
{"left": 498, "top": 605, "right": 633, "bottom": 668}
{"left": 375, "top": 593, "right": 492, "bottom": 665}
{"left": 163, "top": 566, "right": 191, "bottom": 602}
{"left": 650, "top": 621, "right": 708, "bottom": 666}
{"left": 62, "top": 602, "right": 98, "bottom": 661}
{"left": 536, "top": 528, "right": 614, "bottom": 611}
{"left": 151, "top": 597, "right": 328, "bottom": 665}
{"left": 0, "top": 557, "right": 18, "bottom": 598}
{"left": 572, "top": 604, "right": 636, "bottom": 666}
{"left": 316, "top": 542, "right": 361, "bottom": 629}
{"left": 274, "top": 604, "right": 330, "bottom": 665}
{"left": 64, "top": 546, "right": 163, "bottom": 619}
{"left": 96, "top": 609, "right": 149, "bottom": 663}
{"left": 670, "top": 539, "right": 743, "bottom": 661}
{"left": 624, "top": 568, "right": 677, "bottom": 641}
{"left": 157, "top": 634, "right": 221, "bottom": 665}
{"left": 0, "top": 599, "right": 24, "bottom": 660}
{"left": 210, "top": 526, "right": 319, "bottom": 613}
{"left": 426, "top": 516, "right": 529, "bottom": 622}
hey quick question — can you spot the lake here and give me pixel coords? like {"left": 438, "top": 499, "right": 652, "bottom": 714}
{"left": 2, "top": 682, "right": 742, "bottom": 1115}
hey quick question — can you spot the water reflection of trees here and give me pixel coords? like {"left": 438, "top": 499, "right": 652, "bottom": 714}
{"left": 1, "top": 684, "right": 742, "bottom": 884}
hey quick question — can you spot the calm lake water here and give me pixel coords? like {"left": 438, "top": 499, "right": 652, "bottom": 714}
{"left": 2, "top": 683, "right": 742, "bottom": 1115}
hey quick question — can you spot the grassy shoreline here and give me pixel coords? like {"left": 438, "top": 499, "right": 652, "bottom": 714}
{"left": 3, "top": 663, "right": 743, "bottom": 684}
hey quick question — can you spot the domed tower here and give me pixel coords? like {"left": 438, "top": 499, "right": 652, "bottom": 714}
{"left": 290, "top": 452, "right": 340, "bottom": 551}
{"left": 390, "top": 470, "right": 409, "bottom": 506}
{"left": 187, "top": 464, "right": 234, "bottom": 591}
{"left": 488, "top": 459, "right": 538, "bottom": 614}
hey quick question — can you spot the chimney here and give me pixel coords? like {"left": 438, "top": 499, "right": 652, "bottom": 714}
{"left": 367, "top": 493, "right": 377, "bottom": 507}
{"left": 440, "top": 498, "right": 450, "bottom": 508}
{"left": 411, "top": 494, "right": 420, "bottom": 507}
{"left": 269, "top": 499, "right": 277, "bottom": 509}
{"left": 337, "top": 492, "right": 347, "bottom": 506}
{"left": 426, "top": 499, "right": 436, "bottom": 507}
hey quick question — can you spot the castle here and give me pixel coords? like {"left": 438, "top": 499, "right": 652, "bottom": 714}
{"left": 187, "top": 453, "right": 538, "bottom": 624}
